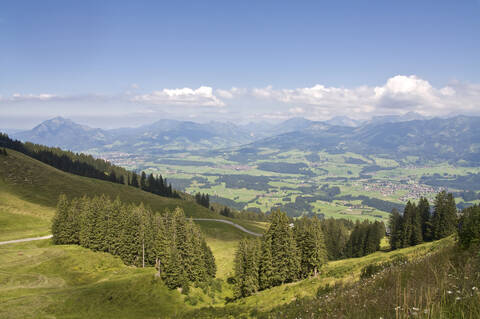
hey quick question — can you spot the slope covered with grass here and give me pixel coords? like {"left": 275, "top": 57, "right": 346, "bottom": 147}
{"left": 0, "top": 240, "right": 195, "bottom": 318}
{"left": 186, "top": 237, "right": 459, "bottom": 317}
{"left": 0, "top": 150, "right": 218, "bottom": 219}
{"left": 0, "top": 149, "right": 263, "bottom": 281}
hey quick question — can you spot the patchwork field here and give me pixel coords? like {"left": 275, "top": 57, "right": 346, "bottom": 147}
{"left": 99, "top": 148, "right": 480, "bottom": 222}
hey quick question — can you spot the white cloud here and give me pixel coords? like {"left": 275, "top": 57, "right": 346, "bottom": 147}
{"left": 133, "top": 86, "right": 224, "bottom": 107}
{"left": 2, "top": 93, "right": 58, "bottom": 102}
{"left": 247, "top": 75, "right": 480, "bottom": 120}
{"left": 216, "top": 87, "right": 246, "bottom": 99}
{"left": 2, "top": 75, "right": 479, "bottom": 126}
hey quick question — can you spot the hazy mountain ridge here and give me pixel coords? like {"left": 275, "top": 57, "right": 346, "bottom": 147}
{"left": 247, "top": 115, "right": 480, "bottom": 163}
{"left": 10, "top": 114, "right": 480, "bottom": 163}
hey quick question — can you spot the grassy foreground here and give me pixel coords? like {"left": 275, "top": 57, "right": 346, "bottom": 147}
{"left": 0, "top": 240, "right": 190, "bottom": 318}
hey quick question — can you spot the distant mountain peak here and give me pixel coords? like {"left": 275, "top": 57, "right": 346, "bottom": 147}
{"left": 326, "top": 116, "right": 362, "bottom": 127}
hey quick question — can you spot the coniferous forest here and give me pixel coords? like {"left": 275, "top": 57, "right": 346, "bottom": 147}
{"left": 389, "top": 191, "right": 457, "bottom": 250}
{"left": 232, "top": 211, "right": 385, "bottom": 298}
{"left": 52, "top": 195, "right": 216, "bottom": 290}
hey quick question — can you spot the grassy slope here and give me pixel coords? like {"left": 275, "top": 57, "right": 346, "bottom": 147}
{"left": 0, "top": 240, "right": 190, "bottom": 318}
{"left": 0, "top": 150, "right": 220, "bottom": 219}
{"left": 0, "top": 150, "right": 262, "bottom": 279}
{"left": 0, "top": 149, "right": 263, "bottom": 237}
{"left": 187, "top": 237, "right": 457, "bottom": 317}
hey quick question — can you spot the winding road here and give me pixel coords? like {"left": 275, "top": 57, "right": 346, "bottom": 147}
{"left": 0, "top": 219, "right": 261, "bottom": 245}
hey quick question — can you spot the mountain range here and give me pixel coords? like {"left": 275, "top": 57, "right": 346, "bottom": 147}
{"left": 8, "top": 113, "right": 480, "bottom": 163}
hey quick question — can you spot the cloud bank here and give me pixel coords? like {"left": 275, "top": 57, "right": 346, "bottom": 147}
{"left": 132, "top": 86, "right": 225, "bottom": 107}
{"left": 1, "top": 75, "right": 479, "bottom": 128}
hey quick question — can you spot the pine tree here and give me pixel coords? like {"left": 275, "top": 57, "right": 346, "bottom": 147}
{"left": 418, "top": 197, "right": 433, "bottom": 241}
{"left": 432, "top": 191, "right": 457, "bottom": 240}
{"left": 321, "top": 218, "right": 349, "bottom": 260}
{"left": 389, "top": 208, "right": 403, "bottom": 250}
{"left": 260, "top": 210, "right": 300, "bottom": 287}
{"left": 130, "top": 172, "right": 139, "bottom": 187}
{"left": 140, "top": 172, "right": 147, "bottom": 190}
{"left": 458, "top": 205, "right": 480, "bottom": 249}
{"left": 401, "top": 201, "right": 415, "bottom": 247}
{"left": 410, "top": 203, "right": 423, "bottom": 246}
{"left": 294, "top": 216, "right": 327, "bottom": 278}
{"left": 203, "top": 241, "right": 216, "bottom": 278}
{"left": 51, "top": 194, "right": 69, "bottom": 244}
{"left": 259, "top": 233, "right": 274, "bottom": 290}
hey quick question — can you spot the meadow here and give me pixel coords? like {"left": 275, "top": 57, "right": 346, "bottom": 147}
{"left": 102, "top": 148, "right": 480, "bottom": 223}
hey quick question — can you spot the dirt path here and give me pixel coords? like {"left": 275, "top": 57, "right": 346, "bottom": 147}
{"left": 0, "top": 235, "right": 53, "bottom": 246}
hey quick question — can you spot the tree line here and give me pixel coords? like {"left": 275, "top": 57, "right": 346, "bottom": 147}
{"left": 0, "top": 133, "right": 179, "bottom": 199}
{"left": 458, "top": 204, "right": 480, "bottom": 249}
{"left": 195, "top": 192, "right": 210, "bottom": 208}
{"left": 130, "top": 171, "right": 179, "bottom": 198}
{"left": 389, "top": 191, "right": 457, "bottom": 250}
{"left": 232, "top": 211, "right": 384, "bottom": 298}
{"left": 52, "top": 195, "right": 215, "bottom": 290}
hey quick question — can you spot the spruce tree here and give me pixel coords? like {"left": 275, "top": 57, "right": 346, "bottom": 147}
{"left": 432, "top": 191, "right": 457, "bottom": 239}
{"left": 294, "top": 216, "right": 327, "bottom": 278}
{"left": 418, "top": 197, "right": 432, "bottom": 241}
{"left": 259, "top": 233, "right": 274, "bottom": 290}
{"left": 140, "top": 172, "right": 147, "bottom": 190}
{"left": 52, "top": 194, "right": 69, "bottom": 244}
{"left": 389, "top": 208, "right": 403, "bottom": 250}
{"left": 401, "top": 201, "right": 415, "bottom": 247}
{"left": 130, "top": 172, "right": 139, "bottom": 187}
{"left": 410, "top": 204, "right": 423, "bottom": 246}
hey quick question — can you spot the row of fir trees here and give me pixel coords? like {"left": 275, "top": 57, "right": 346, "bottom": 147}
{"left": 129, "top": 171, "right": 180, "bottom": 198}
{"left": 389, "top": 191, "right": 457, "bottom": 250}
{"left": 52, "top": 195, "right": 215, "bottom": 290}
{"left": 195, "top": 192, "right": 210, "bottom": 208}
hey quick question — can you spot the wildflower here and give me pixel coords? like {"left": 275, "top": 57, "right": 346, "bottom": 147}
{"left": 412, "top": 307, "right": 420, "bottom": 311}
{"left": 472, "top": 287, "right": 477, "bottom": 291}
{"left": 456, "top": 297, "right": 461, "bottom": 301}
{"left": 447, "top": 290, "right": 453, "bottom": 294}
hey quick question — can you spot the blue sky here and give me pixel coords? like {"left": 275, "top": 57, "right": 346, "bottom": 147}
{"left": 1, "top": 0, "right": 479, "bottom": 128}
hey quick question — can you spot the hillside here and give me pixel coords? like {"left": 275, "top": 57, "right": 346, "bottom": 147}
{"left": 2, "top": 232, "right": 470, "bottom": 318}
{"left": 0, "top": 149, "right": 221, "bottom": 218}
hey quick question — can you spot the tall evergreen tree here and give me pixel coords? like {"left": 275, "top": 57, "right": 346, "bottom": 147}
{"left": 234, "top": 238, "right": 260, "bottom": 298}
{"left": 140, "top": 172, "right": 147, "bottom": 190}
{"left": 261, "top": 210, "right": 300, "bottom": 286}
{"left": 51, "top": 194, "right": 70, "bottom": 244}
{"left": 432, "top": 191, "right": 457, "bottom": 240}
{"left": 294, "top": 216, "right": 327, "bottom": 278}
{"left": 130, "top": 172, "right": 139, "bottom": 188}
{"left": 389, "top": 208, "right": 403, "bottom": 250}
{"left": 418, "top": 197, "right": 432, "bottom": 241}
